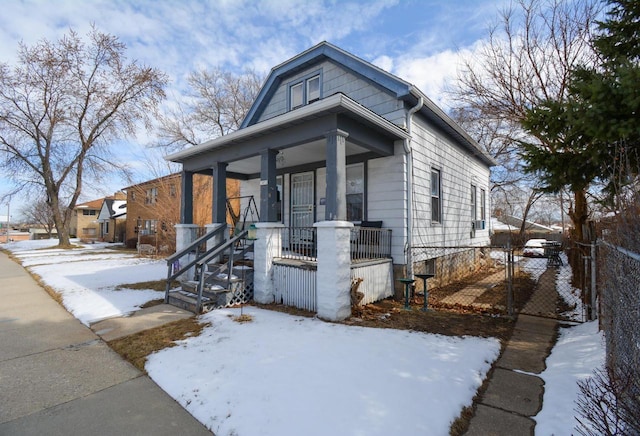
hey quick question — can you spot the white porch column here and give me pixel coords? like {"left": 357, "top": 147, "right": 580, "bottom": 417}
{"left": 253, "top": 222, "right": 284, "bottom": 304}
{"left": 175, "top": 224, "right": 199, "bottom": 281}
{"left": 205, "top": 223, "right": 228, "bottom": 264}
{"left": 314, "top": 220, "right": 353, "bottom": 321}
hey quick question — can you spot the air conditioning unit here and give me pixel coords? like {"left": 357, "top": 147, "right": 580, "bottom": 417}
{"left": 474, "top": 220, "right": 486, "bottom": 230}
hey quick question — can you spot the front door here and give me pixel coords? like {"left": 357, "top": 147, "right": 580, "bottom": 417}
{"left": 290, "top": 172, "right": 314, "bottom": 246}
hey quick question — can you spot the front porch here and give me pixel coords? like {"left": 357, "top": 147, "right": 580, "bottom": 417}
{"left": 165, "top": 94, "right": 410, "bottom": 319}
{"left": 165, "top": 220, "right": 394, "bottom": 320}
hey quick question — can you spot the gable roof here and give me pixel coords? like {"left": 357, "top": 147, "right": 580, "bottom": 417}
{"left": 123, "top": 173, "right": 181, "bottom": 191}
{"left": 241, "top": 41, "right": 495, "bottom": 167}
{"left": 75, "top": 198, "right": 103, "bottom": 210}
{"left": 242, "top": 41, "right": 412, "bottom": 128}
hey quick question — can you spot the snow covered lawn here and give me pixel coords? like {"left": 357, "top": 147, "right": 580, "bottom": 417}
{"left": 5, "top": 239, "right": 165, "bottom": 325}
{"left": 147, "top": 307, "right": 500, "bottom": 436}
{"left": 3, "top": 239, "right": 608, "bottom": 435}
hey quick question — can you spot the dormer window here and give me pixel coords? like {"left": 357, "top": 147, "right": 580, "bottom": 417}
{"left": 288, "top": 72, "right": 322, "bottom": 110}
{"left": 291, "top": 82, "right": 304, "bottom": 109}
{"left": 307, "top": 75, "right": 320, "bottom": 103}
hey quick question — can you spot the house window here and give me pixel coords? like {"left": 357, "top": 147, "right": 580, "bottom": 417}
{"left": 290, "top": 82, "right": 303, "bottom": 109}
{"left": 480, "top": 189, "right": 486, "bottom": 221}
{"left": 346, "top": 163, "right": 364, "bottom": 222}
{"left": 102, "top": 222, "right": 109, "bottom": 236}
{"left": 131, "top": 192, "right": 136, "bottom": 201}
{"left": 288, "top": 72, "right": 321, "bottom": 110}
{"left": 138, "top": 219, "right": 157, "bottom": 235}
{"left": 82, "top": 210, "right": 97, "bottom": 216}
{"left": 145, "top": 187, "right": 158, "bottom": 204}
{"left": 169, "top": 183, "right": 177, "bottom": 197}
{"left": 471, "top": 184, "right": 477, "bottom": 237}
{"left": 431, "top": 169, "right": 442, "bottom": 224}
{"left": 307, "top": 75, "right": 320, "bottom": 103}
{"left": 471, "top": 185, "right": 477, "bottom": 221}
{"left": 82, "top": 227, "right": 97, "bottom": 236}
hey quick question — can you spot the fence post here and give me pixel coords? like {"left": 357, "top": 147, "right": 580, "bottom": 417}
{"left": 506, "top": 245, "right": 514, "bottom": 317}
{"left": 590, "top": 242, "right": 597, "bottom": 320}
{"left": 314, "top": 220, "right": 353, "bottom": 321}
{"left": 583, "top": 255, "right": 592, "bottom": 320}
{"left": 253, "top": 223, "right": 283, "bottom": 304}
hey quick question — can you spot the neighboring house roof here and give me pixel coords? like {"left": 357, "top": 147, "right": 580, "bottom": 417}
{"left": 123, "top": 173, "right": 181, "bottom": 191}
{"left": 99, "top": 199, "right": 128, "bottom": 221}
{"left": 75, "top": 198, "right": 103, "bottom": 210}
{"left": 494, "top": 215, "right": 558, "bottom": 233}
{"left": 241, "top": 41, "right": 495, "bottom": 167}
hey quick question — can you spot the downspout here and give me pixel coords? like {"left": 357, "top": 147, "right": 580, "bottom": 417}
{"left": 404, "top": 94, "right": 423, "bottom": 279}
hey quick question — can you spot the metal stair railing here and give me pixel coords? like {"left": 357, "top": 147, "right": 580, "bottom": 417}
{"left": 166, "top": 228, "right": 252, "bottom": 312}
{"left": 165, "top": 225, "right": 228, "bottom": 301}
{"left": 194, "top": 230, "right": 251, "bottom": 312}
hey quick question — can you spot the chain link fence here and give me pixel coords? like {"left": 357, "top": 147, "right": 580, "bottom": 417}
{"left": 410, "top": 243, "right": 591, "bottom": 322}
{"left": 598, "top": 241, "right": 640, "bottom": 428}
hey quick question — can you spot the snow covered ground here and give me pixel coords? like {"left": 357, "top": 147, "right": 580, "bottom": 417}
{"left": 2, "top": 239, "right": 607, "bottom": 435}
{"left": 5, "top": 239, "right": 165, "bottom": 325}
{"left": 535, "top": 321, "right": 605, "bottom": 434}
{"left": 148, "top": 308, "right": 500, "bottom": 435}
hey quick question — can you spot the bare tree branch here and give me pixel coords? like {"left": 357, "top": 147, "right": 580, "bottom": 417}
{"left": 0, "top": 25, "right": 168, "bottom": 247}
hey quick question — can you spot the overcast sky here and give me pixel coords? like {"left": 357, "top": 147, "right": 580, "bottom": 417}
{"left": 0, "top": 0, "right": 509, "bottom": 215}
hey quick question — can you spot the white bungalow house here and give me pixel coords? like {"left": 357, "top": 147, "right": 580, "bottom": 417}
{"left": 97, "top": 194, "right": 127, "bottom": 243}
{"left": 165, "top": 42, "right": 495, "bottom": 320}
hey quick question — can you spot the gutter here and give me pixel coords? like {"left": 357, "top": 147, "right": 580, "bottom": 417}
{"left": 404, "top": 93, "right": 424, "bottom": 279}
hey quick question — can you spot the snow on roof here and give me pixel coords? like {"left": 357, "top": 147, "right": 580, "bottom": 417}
{"left": 491, "top": 217, "right": 518, "bottom": 231}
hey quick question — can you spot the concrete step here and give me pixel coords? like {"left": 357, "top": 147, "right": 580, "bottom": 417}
{"left": 167, "top": 290, "right": 212, "bottom": 314}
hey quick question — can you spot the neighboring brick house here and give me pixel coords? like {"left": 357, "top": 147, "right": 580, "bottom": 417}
{"left": 124, "top": 173, "right": 240, "bottom": 253}
{"left": 70, "top": 198, "right": 103, "bottom": 241}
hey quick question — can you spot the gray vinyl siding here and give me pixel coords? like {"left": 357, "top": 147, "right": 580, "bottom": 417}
{"left": 257, "top": 60, "right": 404, "bottom": 126}
{"left": 410, "top": 115, "right": 491, "bottom": 248}
{"left": 367, "top": 142, "right": 407, "bottom": 263}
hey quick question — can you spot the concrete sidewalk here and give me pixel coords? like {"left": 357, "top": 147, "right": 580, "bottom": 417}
{"left": 465, "top": 268, "right": 560, "bottom": 435}
{"left": 0, "top": 251, "right": 211, "bottom": 435}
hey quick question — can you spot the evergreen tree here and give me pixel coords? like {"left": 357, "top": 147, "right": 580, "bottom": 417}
{"left": 521, "top": 0, "right": 640, "bottom": 238}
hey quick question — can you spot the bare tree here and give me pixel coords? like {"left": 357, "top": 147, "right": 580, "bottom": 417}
{"left": 157, "top": 68, "right": 262, "bottom": 151}
{"left": 450, "top": 0, "right": 602, "bottom": 241}
{"left": 20, "top": 197, "right": 56, "bottom": 238}
{"left": 0, "top": 26, "right": 168, "bottom": 247}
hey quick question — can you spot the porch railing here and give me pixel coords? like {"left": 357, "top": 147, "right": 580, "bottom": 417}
{"left": 275, "top": 225, "right": 392, "bottom": 262}
{"left": 280, "top": 226, "right": 317, "bottom": 261}
{"left": 350, "top": 227, "right": 392, "bottom": 261}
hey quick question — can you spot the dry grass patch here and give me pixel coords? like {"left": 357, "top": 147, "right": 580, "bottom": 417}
{"left": 108, "top": 317, "right": 210, "bottom": 373}
{"left": 31, "top": 272, "right": 64, "bottom": 305}
{"left": 232, "top": 313, "right": 254, "bottom": 323}
{"left": 115, "top": 279, "right": 179, "bottom": 292}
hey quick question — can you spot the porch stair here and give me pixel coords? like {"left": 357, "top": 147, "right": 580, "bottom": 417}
{"left": 165, "top": 227, "right": 255, "bottom": 314}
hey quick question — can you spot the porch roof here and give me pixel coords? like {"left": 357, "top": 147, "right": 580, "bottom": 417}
{"left": 165, "top": 93, "right": 409, "bottom": 177}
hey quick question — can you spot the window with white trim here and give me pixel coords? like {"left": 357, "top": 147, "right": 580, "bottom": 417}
{"left": 145, "top": 187, "right": 158, "bottom": 204}
{"left": 480, "top": 189, "right": 486, "bottom": 221}
{"left": 431, "top": 169, "right": 442, "bottom": 224}
{"left": 288, "top": 73, "right": 321, "bottom": 110}
{"left": 471, "top": 184, "right": 477, "bottom": 221}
